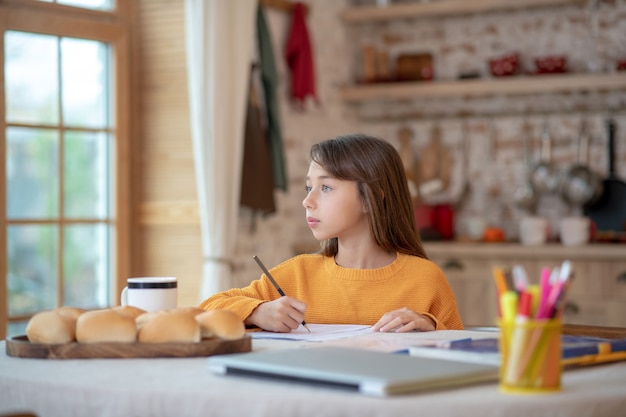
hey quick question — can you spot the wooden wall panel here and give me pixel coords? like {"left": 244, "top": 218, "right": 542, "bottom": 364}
{"left": 135, "top": 0, "right": 193, "bottom": 202}
{"left": 133, "top": 0, "right": 202, "bottom": 306}
{"left": 140, "top": 226, "right": 203, "bottom": 307}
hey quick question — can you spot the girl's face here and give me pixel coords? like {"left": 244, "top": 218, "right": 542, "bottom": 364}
{"left": 302, "top": 162, "right": 369, "bottom": 242}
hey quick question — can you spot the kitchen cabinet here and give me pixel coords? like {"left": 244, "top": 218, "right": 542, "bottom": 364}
{"left": 425, "top": 242, "right": 626, "bottom": 328}
{"left": 340, "top": 0, "right": 626, "bottom": 113}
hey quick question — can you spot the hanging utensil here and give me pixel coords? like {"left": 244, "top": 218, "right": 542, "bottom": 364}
{"left": 484, "top": 122, "right": 504, "bottom": 232}
{"left": 558, "top": 119, "right": 603, "bottom": 210}
{"left": 454, "top": 119, "right": 471, "bottom": 211}
{"left": 585, "top": 119, "right": 626, "bottom": 233}
{"left": 485, "top": 121, "right": 500, "bottom": 197}
{"left": 530, "top": 121, "right": 559, "bottom": 194}
{"left": 513, "top": 120, "right": 538, "bottom": 212}
{"left": 418, "top": 124, "right": 452, "bottom": 201}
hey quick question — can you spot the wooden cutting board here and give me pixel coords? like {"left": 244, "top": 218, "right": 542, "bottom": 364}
{"left": 6, "top": 335, "right": 251, "bottom": 359}
{"left": 417, "top": 125, "right": 452, "bottom": 199}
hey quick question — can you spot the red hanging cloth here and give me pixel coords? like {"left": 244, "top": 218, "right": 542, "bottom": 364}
{"left": 285, "top": 2, "right": 317, "bottom": 108}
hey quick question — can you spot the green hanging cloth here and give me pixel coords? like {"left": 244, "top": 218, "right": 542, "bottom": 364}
{"left": 257, "top": 5, "right": 288, "bottom": 191}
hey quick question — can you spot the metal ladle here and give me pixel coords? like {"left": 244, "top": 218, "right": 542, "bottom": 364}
{"left": 558, "top": 119, "right": 603, "bottom": 209}
{"left": 530, "top": 122, "right": 560, "bottom": 194}
{"left": 513, "top": 121, "right": 538, "bottom": 212}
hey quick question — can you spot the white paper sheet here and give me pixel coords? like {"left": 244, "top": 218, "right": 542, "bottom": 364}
{"left": 249, "top": 324, "right": 373, "bottom": 342}
{"left": 248, "top": 325, "right": 496, "bottom": 352}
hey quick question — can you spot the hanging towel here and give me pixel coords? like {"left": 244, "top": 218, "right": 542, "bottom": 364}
{"left": 240, "top": 69, "right": 276, "bottom": 215}
{"left": 285, "top": 2, "right": 317, "bottom": 107}
{"left": 257, "top": 5, "right": 288, "bottom": 191}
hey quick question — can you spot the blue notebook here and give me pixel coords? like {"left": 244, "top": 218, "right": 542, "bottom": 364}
{"left": 409, "top": 336, "right": 626, "bottom": 367}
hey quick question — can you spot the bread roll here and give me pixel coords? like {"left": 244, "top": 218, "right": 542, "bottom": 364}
{"left": 55, "top": 306, "right": 86, "bottom": 321}
{"left": 112, "top": 305, "right": 147, "bottom": 319}
{"left": 138, "top": 311, "right": 200, "bottom": 343}
{"left": 195, "top": 309, "right": 245, "bottom": 340}
{"left": 76, "top": 309, "right": 137, "bottom": 343}
{"left": 135, "top": 311, "right": 163, "bottom": 330}
{"left": 54, "top": 306, "right": 85, "bottom": 335}
{"left": 26, "top": 310, "right": 76, "bottom": 344}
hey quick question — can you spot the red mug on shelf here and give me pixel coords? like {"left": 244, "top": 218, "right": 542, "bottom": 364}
{"left": 534, "top": 56, "right": 567, "bottom": 74}
{"left": 489, "top": 53, "right": 520, "bottom": 77}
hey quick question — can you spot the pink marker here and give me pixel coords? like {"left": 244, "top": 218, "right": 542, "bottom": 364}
{"left": 536, "top": 267, "right": 552, "bottom": 319}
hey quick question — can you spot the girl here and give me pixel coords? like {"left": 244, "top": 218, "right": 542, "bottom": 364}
{"left": 199, "top": 134, "right": 463, "bottom": 332}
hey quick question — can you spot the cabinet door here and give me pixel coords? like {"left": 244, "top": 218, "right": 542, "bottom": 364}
{"left": 607, "top": 261, "right": 626, "bottom": 327}
{"left": 434, "top": 256, "right": 498, "bottom": 327}
{"left": 559, "top": 260, "right": 626, "bottom": 327}
{"left": 428, "top": 245, "right": 626, "bottom": 328}
{"left": 567, "top": 261, "right": 626, "bottom": 327}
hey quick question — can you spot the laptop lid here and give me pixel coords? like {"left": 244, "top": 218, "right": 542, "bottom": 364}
{"left": 208, "top": 346, "right": 498, "bottom": 396}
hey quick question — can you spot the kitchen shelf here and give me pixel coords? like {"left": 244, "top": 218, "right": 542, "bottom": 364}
{"left": 424, "top": 242, "right": 626, "bottom": 261}
{"left": 341, "top": 0, "right": 584, "bottom": 23}
{"left": 341, "top": 72, "right": 626, "bottom": 103}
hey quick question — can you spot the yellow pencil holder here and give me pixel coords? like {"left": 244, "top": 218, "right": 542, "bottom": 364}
{"left": 498, "top": 318, "right": 562, "bottom": 394}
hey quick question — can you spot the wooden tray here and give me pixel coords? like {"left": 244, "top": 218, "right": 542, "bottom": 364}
{"left": 6, "top": 335, "right": 251, "bottom": 359}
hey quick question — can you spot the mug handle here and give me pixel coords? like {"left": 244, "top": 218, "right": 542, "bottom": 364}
{"left": 121, "top": 286, "right": 128, "bottom": 306}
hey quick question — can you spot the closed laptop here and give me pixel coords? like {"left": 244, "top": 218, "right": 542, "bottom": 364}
{"left": 208, "top": 346, "right": 498, "bottom": 396}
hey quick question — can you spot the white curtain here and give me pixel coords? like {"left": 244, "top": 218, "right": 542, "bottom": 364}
{"left": 185, "top": 0, "right": 258, "bottom": 298}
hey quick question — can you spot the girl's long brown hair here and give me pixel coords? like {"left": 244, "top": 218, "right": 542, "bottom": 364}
{"left": 309, "top": 134, "right": 427, "bottom": 259}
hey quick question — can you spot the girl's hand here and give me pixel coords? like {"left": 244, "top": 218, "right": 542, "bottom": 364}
{"left": 245, "top": 297, "right": 307, "bottom": 333}
{"left": 371, "top": 307, "right": 436, "bottom": 332}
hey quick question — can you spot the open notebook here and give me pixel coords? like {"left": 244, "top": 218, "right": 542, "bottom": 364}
{"left": 208, "top": 346, "right": 498, "bottom": 396}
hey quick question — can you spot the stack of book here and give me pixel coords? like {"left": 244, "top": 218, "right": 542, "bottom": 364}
{"left": 409, "top": 334, "right": 626, "bottom": 368}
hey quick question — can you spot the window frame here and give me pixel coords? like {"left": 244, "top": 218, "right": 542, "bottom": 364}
{"left": 0, "top": 0, "right": 133, "bottom": 339}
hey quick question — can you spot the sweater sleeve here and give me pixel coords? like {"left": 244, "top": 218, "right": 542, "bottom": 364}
{"left": 427, "top": 267, "right": 464, "bottom": 330}
{"left": 198, "top": 276, "right": 280, "bottom": 322}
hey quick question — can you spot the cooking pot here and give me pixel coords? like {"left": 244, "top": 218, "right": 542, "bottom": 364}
{"left": 558, "top": 120, "right": 603, "bottom": 208}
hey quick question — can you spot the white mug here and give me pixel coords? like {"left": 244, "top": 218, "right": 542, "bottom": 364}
{"left": 519, "top": 216, "right": 549, "bottom": 246}
{"left": 121, "top": 277, "right": 178, "bottom": 312}
{"left": 560, "top": 216, "right": 590, "bottom": 246}
{"left": 465, "top": 216, "right": 487, "bottom": 241}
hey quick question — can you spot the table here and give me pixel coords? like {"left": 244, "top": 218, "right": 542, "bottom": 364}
{"left": 2, "top": 329, "right": 626, "bottom": 417}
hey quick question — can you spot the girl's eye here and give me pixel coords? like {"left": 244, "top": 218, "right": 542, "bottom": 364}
{"left": 304, "top": 185, "right": 312, "bottom": 193}
{"left": 321, "top": 185, "right": 331, "bottom": 192}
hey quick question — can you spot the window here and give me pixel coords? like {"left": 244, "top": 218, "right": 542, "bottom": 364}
{"left": 37, "top": 0, "right": 114, "bottom": 11}
{"left": 0, "top": 0, "right": 132, "bottom": 339}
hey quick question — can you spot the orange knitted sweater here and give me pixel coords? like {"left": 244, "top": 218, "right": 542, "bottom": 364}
{"left": 199, "top": 253, "right": 464, "bottom": 330}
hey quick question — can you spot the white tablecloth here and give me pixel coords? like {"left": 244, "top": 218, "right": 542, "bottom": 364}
{"left": 2, "top": 332, "right": 626, "bottom": 417}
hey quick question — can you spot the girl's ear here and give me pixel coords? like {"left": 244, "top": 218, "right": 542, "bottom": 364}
{"left": 363, "top": 189, "right": 383, "bottom": 213}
